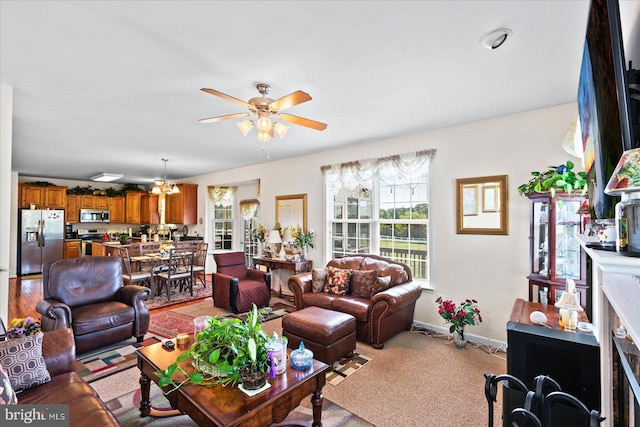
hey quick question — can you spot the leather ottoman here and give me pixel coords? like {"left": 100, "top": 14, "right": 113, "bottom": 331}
{"left": 282, "top": 306, "right": 356, "bottom": 365}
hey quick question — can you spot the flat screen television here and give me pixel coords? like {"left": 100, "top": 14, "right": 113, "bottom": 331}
{"left": 577, "top": 0, "right": 638, "bottom": 219}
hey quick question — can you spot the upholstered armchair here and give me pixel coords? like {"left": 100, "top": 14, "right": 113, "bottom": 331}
{"left": 36, "top": 256, "right": 151, "bottom": 354}
{"left": 212, "top": 251, "right": 271, "bottom": 313}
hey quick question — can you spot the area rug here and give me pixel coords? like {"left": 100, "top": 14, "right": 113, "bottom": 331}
{"left": 144, "top": 280, "right": 211, "bottom": 311}
{"left": 148, "top": 300, "right": 294, "bottom": 338}
{"left": 91, "top": 366, "right": 373, "bottom": 426}
{"left": 326, "top": 351, "right": 372, "bottom": 386}
{"left": 76, "top": 336, "right": 161, "bottom": 383}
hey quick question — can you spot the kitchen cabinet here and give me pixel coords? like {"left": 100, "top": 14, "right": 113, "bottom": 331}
{"left": 527, "top": 192, "right": 589, "bottom": 311}
{"left": 66, "top": 195, "right": 79, "bottom": 223}
{"left": 95, "top": 196, "right": 109, "bottom": 210}
{"left": 64, "top": 240, "right": 82, "bottom": 258}
{"left": 80, "top": 195, "right": 96, "bottom": 209}
{"left": 109, "top": 196, "right": 125, "bottom": 223}
{"left": 19, "top": 184, "right": 67, "bottom": 209}
{"left": 166, "top": 183, "right": 198, "bottom": 224}
{"left": 125, "top": 191, "right": 144, "bottom": 224}
{"left": 140, "top": 194, "right": 160, "bottom": 224}
{"left": 91, "top": 241, "right": 106, "bottom": 257}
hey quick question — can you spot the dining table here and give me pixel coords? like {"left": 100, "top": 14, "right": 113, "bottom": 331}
{"left": 130, "top": 252, "right": 190, "bottom": 299}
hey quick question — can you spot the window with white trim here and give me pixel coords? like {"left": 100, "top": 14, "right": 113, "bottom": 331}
{"left": 208, "top": 186, "right": 235, "bottom": 251}
{"left": 323, "top": 150, "right": 434, "bottom": 284}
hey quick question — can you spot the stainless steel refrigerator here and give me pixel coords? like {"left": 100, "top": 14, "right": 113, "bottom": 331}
{"left": 18, "top": 209, "right": 65, "bottom": 276}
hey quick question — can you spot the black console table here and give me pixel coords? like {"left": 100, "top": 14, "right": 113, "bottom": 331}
{"left": 504, "top": 299, "right": 600, "bottom": 426}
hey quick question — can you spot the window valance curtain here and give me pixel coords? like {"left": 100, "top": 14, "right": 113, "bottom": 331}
{"left": 239, "top": 199, "right": 260, "bottom": 220}
{"left": 320, "top": 149, "right": 436, "bottom": 195}
{"left": 207, "top": 186, "right": 235, "bottom": 206}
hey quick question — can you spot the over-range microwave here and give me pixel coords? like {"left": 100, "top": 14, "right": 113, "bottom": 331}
{"left": 80, "top": 209, "right": 110, "bottom": 223}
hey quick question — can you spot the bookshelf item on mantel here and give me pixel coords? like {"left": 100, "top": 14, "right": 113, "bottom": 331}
{"left": 526, "top": 192, "right": 589, "bottom": 311}
{"left": 576, "top": 234, "right": 640, "bottom": 427}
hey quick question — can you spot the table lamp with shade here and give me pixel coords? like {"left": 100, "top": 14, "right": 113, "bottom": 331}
{"left": 267, "top": 229, "right": 282, "bottom": 259}
{"left": 604, "top": 148, "right": 640, "bottom": 257}
{"left": 554, "top": 279, "right": 583, "bottom": 331}
{"left": 281, "top": 228, "right": 293, "bottom": 259}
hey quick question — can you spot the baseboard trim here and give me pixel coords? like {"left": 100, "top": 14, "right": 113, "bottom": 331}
{"left": 411, "top": 320, "right": 507, "bottom": 353}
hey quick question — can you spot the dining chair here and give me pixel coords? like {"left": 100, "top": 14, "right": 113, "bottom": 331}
{"left": 192, "top": 242, "right": 208, "bottom": 287}
{"left": 117, "top": 247, "right": 152, "bottom": 288}
{"left": 154, "top": 247, "right": 195, "bottom": 301}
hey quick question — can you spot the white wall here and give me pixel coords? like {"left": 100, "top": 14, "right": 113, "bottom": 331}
{"left": 188, "top": 102, "right": 579, "bottom": 342}
{"left": 1, "top": 85, "right": 13, "bottom": 324}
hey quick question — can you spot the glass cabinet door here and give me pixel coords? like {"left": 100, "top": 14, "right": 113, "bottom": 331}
{"left": 532, "top": 200, "right": 549, "bottom": 276}
{"left": 554, "top": 199, "right": 582, "bottom": 280}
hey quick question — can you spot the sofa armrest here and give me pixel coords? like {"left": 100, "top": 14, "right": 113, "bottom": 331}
{"left": 288, "top": 272, "right": 313, "bottom": 309}
{"left": 371, "top": 280, "right": 423, "bottom": 315}
{"left": 36, "top": 299, "right": 72, "bottom": 331}
{"left": 41, "top": 328, "right": 76, "bottom": 376}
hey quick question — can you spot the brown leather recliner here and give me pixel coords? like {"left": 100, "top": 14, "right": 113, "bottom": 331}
{"left": 212, "top": 251, "right": 271, "bottom": 313}
{"left": 36, "top": 256, "right": 151, "bottom": 354}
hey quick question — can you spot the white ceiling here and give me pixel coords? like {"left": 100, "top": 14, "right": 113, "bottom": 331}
{"left": 2, "top": 1, "right": 639, "bottom": 185}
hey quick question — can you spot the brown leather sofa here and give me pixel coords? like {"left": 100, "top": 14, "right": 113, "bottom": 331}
{"left": 288, "top": 254, "right": 422, "bottom": 349}
{"left": 36, "top": 256, "right": 151, "bottom": 354}
{"left": 17, "top": 328, "right": 121, "bottom": 426}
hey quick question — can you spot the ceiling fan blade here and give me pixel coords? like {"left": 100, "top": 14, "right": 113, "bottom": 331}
{"left": 278, "top": 113, "right": 327, "bottom": 131}
{"left": 269, "top": 90, "right": 312, "bottom": 112}
{"left": 198, "top": 112, "right": 250, "bottom": 123}
{"left": 201, "top": 88, "right": 253, "bottom": 109}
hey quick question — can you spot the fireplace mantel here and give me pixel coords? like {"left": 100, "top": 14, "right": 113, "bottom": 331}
{"left": 577, "top": 234, "right": 640, "bottom": 426}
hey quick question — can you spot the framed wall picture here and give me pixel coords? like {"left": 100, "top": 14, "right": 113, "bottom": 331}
{"left": 456, "top": 175, "right": 509, "bottom": 235}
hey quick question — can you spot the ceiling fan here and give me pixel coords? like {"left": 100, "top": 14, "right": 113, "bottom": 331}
{"left": 199, "top": 83, "right": 327, "bottom": 141}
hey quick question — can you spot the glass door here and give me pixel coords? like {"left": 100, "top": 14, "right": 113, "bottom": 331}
{"left": 532, "top": 200, "right": 549, "bottom": 277}
{"left": 554, "top": 199, "right": 582, "bottom": 280}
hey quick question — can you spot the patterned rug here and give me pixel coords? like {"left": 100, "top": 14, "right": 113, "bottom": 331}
{"left": 327, "top": 351, "right": 372, "bottom": 386}
{"left": 76, "top": 336, "right": 161, "bottom": 383}
{"left": 144, "top": 280, "right": 211, "bottom": 311}
{"left": 148, "top": 301, "right": 294, "bottom": 338}
{"left": 95, "top": 370, "right": 373, "bottom": 426}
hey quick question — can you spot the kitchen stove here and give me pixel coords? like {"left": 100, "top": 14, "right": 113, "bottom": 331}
{"left": 77, "top": 229, "right": 106, "bottom": 256}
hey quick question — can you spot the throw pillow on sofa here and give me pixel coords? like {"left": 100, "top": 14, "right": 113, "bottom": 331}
{"left": 311, "top": 268, "right": 327, "bottom": 292}
{"left": 0, "top": 365, "right": 17, "bottom": 404}
{"left": 351, "top": 270, "right": 378, "bottom": 298}
{"left": 369, "top": 275, "right": 392, "bottom": 298}
{"left": 324, "top": 267, "right": 351, "bottom": 296}
{"left": 0, "top": 332, "right": 51, "bottom": 393}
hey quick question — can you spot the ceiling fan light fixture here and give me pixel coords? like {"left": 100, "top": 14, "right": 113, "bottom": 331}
{"left": 256, "top": 114, "right": 273, "bottom": 133}
{"left": 273, "top": 122, "right": 289, "bottom": 138}
{"left": 481, "top": 28, "right": 512, "bottom": 50}
{"left": 257, "top": 131, "right": 271, "bottom": 142}
{"left": 237, "top": 120, "right": 254, "bottom": 136}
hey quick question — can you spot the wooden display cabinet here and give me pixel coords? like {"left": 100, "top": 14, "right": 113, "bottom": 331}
{"left": 109, "top": 196, "right": 125, "bottom": 223}
{"left": 166, "top": 183, "right": 198, "bottom": 224}
{"left": 526, "top": 192, "right": 589, "bottom": 311}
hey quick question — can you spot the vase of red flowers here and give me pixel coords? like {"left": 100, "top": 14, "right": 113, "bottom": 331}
{"left": 435, "top": 296, "right": 482, "bottom": 349}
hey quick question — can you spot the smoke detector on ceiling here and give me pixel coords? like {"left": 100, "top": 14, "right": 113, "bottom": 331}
{"left": 481, "top": 28, "right": 512, "bottom": 50}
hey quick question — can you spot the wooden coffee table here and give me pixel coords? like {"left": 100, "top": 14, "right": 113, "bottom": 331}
{"left": 136, "top": 338, "right": 330, "bottom": 426}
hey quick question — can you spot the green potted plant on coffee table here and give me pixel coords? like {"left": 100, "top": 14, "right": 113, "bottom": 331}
{"left": 155, "top": 305, "right": 274, "bottom": 393}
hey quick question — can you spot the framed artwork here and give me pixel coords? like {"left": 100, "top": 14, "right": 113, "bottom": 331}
{"left": 456, "top": 175, "right": 509, "bottom": 235}
{"left": 276, "top": 194, "right": 307, "bottom": 231}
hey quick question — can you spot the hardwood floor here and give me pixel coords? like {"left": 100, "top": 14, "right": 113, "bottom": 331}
{"left": 7, "top": 274, "right": 212, "bottom": 322}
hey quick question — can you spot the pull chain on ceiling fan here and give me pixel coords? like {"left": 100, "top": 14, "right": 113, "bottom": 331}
{"left": 199, "top": 83, "right": 327, "bottom": 157}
